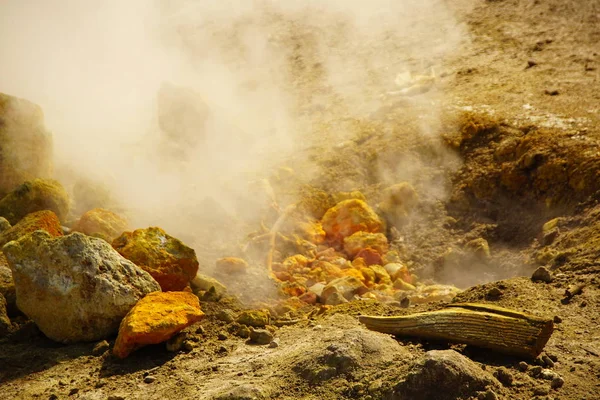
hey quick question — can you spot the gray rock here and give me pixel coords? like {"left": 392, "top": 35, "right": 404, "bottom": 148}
{"left": 268, "top": 338, "right": 280, "bottom": 348}
{"left": 321, "top": 276, "right": 367, "bottom": 303}
{"left": 191, "top": 274, "right": 227, "bottom": 298}
{"left": 531, "top": 266, "right": 553, "bottom": 283}
{"left": 249, "top": 329, "right": 273, "bottom": 345}
{"left": 294, "top": 326, "right": 408, "bottom": 385}
{"left": 325, "top": 290, "right": 349, "bottom": 306}
{"left": 393, "top": 350, "right": 496, "bottom": 400}
{"left": 216, "top": 309, "right": 236, "bottom": 323}
{"left": 2, "top": 231, "right": 160, "bottom": 343}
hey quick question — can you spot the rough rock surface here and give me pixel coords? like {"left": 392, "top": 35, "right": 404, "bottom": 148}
{"left": 321, "top": 276, "right": 368, "bottom": 303}
{"left": 0, "top": 210, "right": 63, "bottom": 247}
{"left": 113, "top": 291, "right": 205, "bottom": 358}
{"left": 392, "top": 350, "right": 496, "bottom": 400}
{"left": 112, "top": 227, "right": 199, "bottom": 292}
{"left": 343, "top": 231, "right": 389, "bottom": 258}
{"left": 72, "top": 208, "right": 128, "bottom": 242}
{"left": 0, "top": 93, "right": 53, "bottom": 197}
{"left": 321, "top": 199, "right": 385, "bottom": 245}
{"left": 2, "top": 231, "right": 160, "bottom": 343}
{"left": 0, "top": 253, "right": 16, "bottom": 316}
{"left": 0, "top": 179, "right": 69, "bottom": 224}
{"left": 0, "top": 292, "right": 11, "bottom": 336}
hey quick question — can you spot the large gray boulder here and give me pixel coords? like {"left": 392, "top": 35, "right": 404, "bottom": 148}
{"left": 0, "top": 93, "right": 53, "bottom": 197}
{"left": 2, "top": 231, "right": 160, "bottom": 343}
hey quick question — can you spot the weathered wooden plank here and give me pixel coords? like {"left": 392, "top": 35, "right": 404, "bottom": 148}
{"left": 359, "top": 303, "right": 553, "bottom": 358}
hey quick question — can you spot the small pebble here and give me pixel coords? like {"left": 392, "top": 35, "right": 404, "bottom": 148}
{"left": 542, "top": 355, "right": 554, "bottom": 368}
{"left": 268, "top": 338, "right": 280, "bottom": 348}
{"left": 527, "top": 60, "right": 538, "bottom": 68}
{"left": 553, "top": 315, "right": 562, "bottom": 323}
{"left": 107, "top": 396, "right": 126, "bottom": 400}
{"left": 487, "top": 287, "right": 503, "bottom": 298}
{"left": 195, "top": 326, "right": 205, "bottom": 335}
{"left": 531, "top": 266, "right": 553, "bottom": 283}
{"left": 69, "top": 388, "right": 79, "bottom": 396}
{"left": 249, "top": 329, "right": 274, "bottom": 345}
{"left": 183, "top": 341, "right": 195, "bottom": 352}
{"left": 544, "top": 89, "right": 560, "bottom": 96}
{"left": 143, "top": 376, "right": 156, "bottom": 384}
{"left": 530, "top": 366, "right": 543, "bottom": 377}
{"left": 92, "top": 340, "right": 110, "bottom": 356}
{"left": 494, "top": 367, "right": 514, "bottom": 386}
{"left": 551, "top": 376, "right": 565, "bottom": 389}
{"left": 540, "top": 369, "right": 558, "bottom": 380}
{"left": 518, "top": 361, "right": 529, "bottom": 372}
{"left": 217, "top": 332, "right": 228, "bottom": 341}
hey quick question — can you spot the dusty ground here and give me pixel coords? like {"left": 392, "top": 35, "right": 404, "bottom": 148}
{"left": 2, "top": 0, "right": 600, "bottom": 399}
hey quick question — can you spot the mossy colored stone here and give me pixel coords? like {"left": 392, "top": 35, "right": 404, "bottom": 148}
{"left": 112, "top": 227, "right": 199, "bottom": 292}
{"left": 236, "top": 310, "right": 270, "bottom": 328}
{"left": 113, "top": 291, "right": 204, "bottom": 358}
{"left": 0, "top": 179, "right": 69, "bottom": 225}
{"left": 72, "top": 208, "right": 128, "bottom": 242}
{"left": 0, "top": 210, "right": 63, "bottom": 247}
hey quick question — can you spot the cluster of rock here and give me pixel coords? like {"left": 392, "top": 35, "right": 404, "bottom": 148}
{"left": 0, "top": 92, "right": 204, "bottom": 358}
{"left": 238, "top": 193, "right": 460, "bottom": 307}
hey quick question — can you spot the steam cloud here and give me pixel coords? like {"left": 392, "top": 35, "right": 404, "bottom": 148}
{"left": 0, "top": 1, "right": 469, "bottom": 276}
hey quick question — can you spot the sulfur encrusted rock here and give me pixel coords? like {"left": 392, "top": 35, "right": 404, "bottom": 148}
{"left": 113, "top": 291, "right": 205, "bottom": 358}
{"left": 321, "top": 199, "right": 385, "bottom": 245}
{"left": 0, "top": 210, "right": 63, "bottom": 247}
{"left": 0, "top": 179, "right": 69, "bottom": 225}
{"left": 0, "top": 93, "right": 53, "bottom": 197}
{"left": 2, "top": 231, "right": 160, "bottom": 343}
{"left": 72, "top": 208, "right": 128, "bottom": 242}
{"left": 112, "top": 227, "right": 199, "bottom": 292}
{"left": 343, "top": 231, "right": 389, "bottom": 258}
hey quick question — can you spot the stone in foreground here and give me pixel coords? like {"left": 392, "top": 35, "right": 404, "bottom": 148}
{"left": 113, "top": 291, "right": 204, "bottom": 358}
{"left": 2, "top": 231, "right": 160, "bottom": 343}
{"left": 112, "top": 227, "right": 199, "bottom": 291}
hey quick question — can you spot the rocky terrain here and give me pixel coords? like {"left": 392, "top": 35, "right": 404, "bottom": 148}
{"left": 1, "top": 0, "right": 600, "bottom": 399}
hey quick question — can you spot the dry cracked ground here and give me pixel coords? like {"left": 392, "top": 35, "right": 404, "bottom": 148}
{"left": 1, "top": 0, "right": 600, "bottom": 399}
